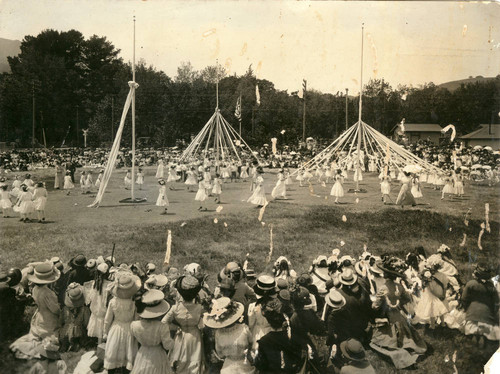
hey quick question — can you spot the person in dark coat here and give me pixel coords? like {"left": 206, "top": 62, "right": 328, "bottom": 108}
{"left": 253, "top": 299, "right": 304, "bottom": 374}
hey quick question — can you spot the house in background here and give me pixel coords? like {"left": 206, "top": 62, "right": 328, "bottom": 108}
{"left": 460, "top": 124, "right": 500, "bottom": 149}
{"left": 403, "top": 124, "right": 444, "bottom": 144}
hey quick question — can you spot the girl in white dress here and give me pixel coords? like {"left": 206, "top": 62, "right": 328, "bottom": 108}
{"left": 441, "top": 174, "right": 455, "bottom": 200}
{"left": 221, "top": 164, "right": 230, "bottom": 182}
{"left": 87, "top": 264, "right": 113, "bottom": 343}
{"left": 85, "top": 171, "right": 94, "bottom": 193}
{"left": 212, "top": 174, "right": 222, "bottom": 204}
{"left": 95, "top": 170, "right": 103, "bottom": 189}
{"left": 271, "top": 169, "right": 287, "bottom": 200}
{"left": 167, "top": 166, "right": 179, "bottom": 190}
{"left": 185, "top": 167, "right": 198, "bottom": 192}
{"left": 80, "top": 171, "right": 87, "bottom": 194}
{"left": 240, "top": 163, "right": 249, "bottom": 181}
{"left": 156, "top": 180, "right": 169, "bottom": 215}
{"left": 10, "top": 175, "right": 22, "bottom": 198}
{"left": 136, "top": 168, "right": 144, "bottom": 190}
{"left": 63, "top": 171, "right": 75, "bottom": 195}
{"left": 247, "top": 167, "right": 267, "bottom": 207}
{"left": 124, "top": 170, "right": 132, "bottom": 190}
{"left": 22, "top": 174, "right": 35, "bottom": 192}
{"left": 325, "top": 165, "right": 334, "bottom": 184}
{"left": 330, "top": 170, "right": 345, "bottom": 204}
{"left": 195, "top": 175, "right": 208, "bottom": 211}
{"left": 155, "top": 159, "right": 165, "bottom": 179}
{"left": 1, "top": 185, "right": 13, "bottom": 217}
{"left": 33, "top": 182, "right": 48, "bottom": 223}
{"left": 295, "top": 170, "right": 305, "bottom": 187}
{"left": 411, "top": 175, "right": 423, "bottom": 199}
{"left": 14, "top": 184, "right": 34, "bottom": 222}
{"left": 380, "top": 175, "right": 391, "bottom": 204}
{"left": 454, "top": 170, "right": 464, "bottom": 197}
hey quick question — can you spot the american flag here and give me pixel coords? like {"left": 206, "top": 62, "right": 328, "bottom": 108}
{"left": 235, "top": 95, "right": 242, "bottom": 120}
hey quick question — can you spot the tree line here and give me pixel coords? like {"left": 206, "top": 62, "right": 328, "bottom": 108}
{"left": 0, "top": 29, "right": 498, "bottom": 148}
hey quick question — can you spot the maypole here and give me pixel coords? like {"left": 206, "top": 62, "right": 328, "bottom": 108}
{"left": 355, "top": 24, "right": 364, "bottom": 192}
{"left": 130, "top": 15, "right": 136, "bottom": 201}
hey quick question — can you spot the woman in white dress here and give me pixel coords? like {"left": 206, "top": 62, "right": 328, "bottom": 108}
{"left": 156, "top": 180, "right": 169, "bottom": 215}
{"left": 330, "top": 169, "right": 344, "bottom": 204}
{"left": 136, "top": 168, "right": 144, "bottom": 190}
{"left": 380, "top": 175, "right": 391, "bottom": 204}
{"left": 80, "top": 171, "right": 87, "bottom": 194}
{"left": 63, "top": 171, "right": 75, "bottom": 195}
{"left": 185, "top": 167, "right": 198, "bottom": 192}
{"left": 155, "top": 159, "right": 165, "bottom": 179}
{"left": 195, "top": 175, "right": 208, "bottom": 211}
{"left": 1, "top": 184, "right": 13, "bottom": 217}
{"left": 240, "top": 163, "right": 249, "bottom": 181}
{"left": 54, "top": 162, "right": 63, "bottom": 189}
{"left": 454, "top": 169, "right": 464, "bottom": 197}
{"left": 124, "top": 170, "right": 132, "bottom": 190}
{"left": 212, "top": 174, "right": 222, "bottom": 204}
{"left": 95, "top": 170, "right": 103, "bottom": 189}
{"left": 85, "top": 171, "right": 94, "bottom": 193}
{"left": 247, "top": 167, "right": 267, "bottom": 207}
{"left": 33, "top": 182, "right": 48, "bottom": 223}
{"left": 14, "top": 184, "right": 35, "bottom": 222}
{"left": 271, "top": 169, "right": 287, "bottom": 200}
{"left": 411, "top": 174, "right": 423, "bottom": 199}
{"left": 396, "top": 172, "right": 416, "bottom": 208}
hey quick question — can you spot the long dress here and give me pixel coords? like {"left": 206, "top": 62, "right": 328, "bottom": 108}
{"left": 212, "top": 178, "right": 222, "bottom": 195}
{"left": 442, "top": 177, "right": 454, "bottom": 194}
{"left": 195, "top": 181, "right": 207, "bottom": 202}
{"left": 33, "top": 187, "right": 48, "bottom": 211}
{"left": 136, "top": 172, "right": 144, "bottom": 186}
{"left": 31, "top": 285, "right": 61, "bottom": 338}
{"left": 156, "top": 161, "right": 165, "bottom": 179}
{"left": 130, "top": 319, "right": 173, "bottom": 374}
{"left": 271, "top": 173, "right": 286, "bottom": 199}
{"left": 380, "top": 177, "right": 391, "bottom": 195}
{"left": 330, "top": 175, "right": 344, "bottom": 197}
{"left": 454, "top": 175, "right": 464, "bottom": 196}
{"left": 247, "top": 175, "right": 267, "bottom": 206}
{"left": 103, "top": 297, "right": 138, "bottom": 370}
{"left": 215, "top": 323, "right": 254, "bottom": 374}
{"left": 156, "top": 185, "right": 169, "bottom": 207}
{"left": 10, "top": 179, "right": 22, "bottom": 198}
{"left": 124, "top": 173, "right": 132, "bottom": 188}
{"left": 395, "top": 176, "right": 416, "bottom": 206}
{"left": 248, "top": 302, "right": 272, "bottom": 350}
{"left": 63, "top": 176, "right": 74, "bottom": 190}
{"left": 14, "top": 190, "right": 35, "bottom": 214}
{"left": 0, "top": 189, "right": 13, "bottom": 209}
{"left": 162, "top": 300, "right": 203, "bottom": 374}
{"left": 185, "top": 171, "right": 197, "bottom": 186}
{"left": 54, "top": 165, "right": 63, "bottom": 189}
{"left": 85, "top": 174, "right": 93, "bottom": 190}
{"left": 410, "top": 177, "right": 423, "bottom": 199}
{"left": 240, "top": 166, "right": 249, "bottom": 179}
{"left": 167, "top": 169, "right": 179, "bottom": 183}
{"left": 87, "top": 279, "right": 113, "bottom": 339}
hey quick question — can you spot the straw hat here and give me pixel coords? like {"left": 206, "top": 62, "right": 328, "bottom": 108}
{"left": 146, "top": 274, "right": 169, "bottom": 289}
{"left": 139, "top": 290, "right": 170, "bottom": 319}
{"left": 325, "top": 289, "right": 346, "bottom": 309}
{"left": 27, "top": 262, "right": 61, "bottom": 284}
{"left": 203, "top": 297, "right": 244, "bottom": 329}
{"left": 339, "top": 268, "right": 357, "bottom": 286}
{"left": 65, "top": 283, "right": 85, "bottom": 308}
{"left": 253, "top": 275, "right": 276, "bottom": 296}
{"left": 114, "top": 273, "right": 141, "bottom": 299}
{"left": 340, "top": 339, "right": 366, "bottom": 362}
{"left": 245, "top": 268, "right": 256, "bottom": 280}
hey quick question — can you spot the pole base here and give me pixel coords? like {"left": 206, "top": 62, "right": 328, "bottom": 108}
{"left": 347, "top": 188, "right": 367, "bottom": 193}
{"left": 119, "top": 197, "right": 148, "bottom": 203}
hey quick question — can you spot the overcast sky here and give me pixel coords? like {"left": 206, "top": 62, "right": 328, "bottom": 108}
{"left": 0, "top": 0, "right": 499, "bottom": 94}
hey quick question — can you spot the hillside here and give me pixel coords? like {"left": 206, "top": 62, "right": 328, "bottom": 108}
{"left": 438, "top": 75, "right": 497, "bottom": 91}
{"left": 0, "top": 38, "right": 21, "bottom": 73}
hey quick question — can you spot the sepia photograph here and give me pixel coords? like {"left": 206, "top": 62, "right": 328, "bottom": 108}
{"left": 0, "top": 1, "right": 499, "bottom": 373}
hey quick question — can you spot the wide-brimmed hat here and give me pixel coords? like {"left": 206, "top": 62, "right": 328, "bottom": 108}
{"left": 253, "top": 275, "right": 276, "bottom": 296}
{"left": 139, "top": 289, "right": 170, "bottom": 319}
{"left": 114, "top": 273, "right": 141, "bottom": 299}
{"left": 0, "top": 272, "right": 11, "bottom": 285}
{"left": 70, "top": 254, "right": 87, "bottom": 268}
{"left": 339, "top": 268, "right": 357, "bottom": 286}
{"left": 378, "top": 256, "right": 407, "bottom": 279}
{"left": 146, "top": 274, "right": 169, "bottom": 289}
{"left": 340, "top": 339, "right": 366, "bottom": 361}
{"left": 245, "top": 268, "right": 256, "bottom": 280}
{"left": 27, "top": 262, "right": 61, "bottom": 284}
{"left": 65, "top": 282, "right": 85, "bottom": 308}
{"left": 39, "top": 337, "right": 61, "bottom": 360}
{"left": 325, "top": 289, "right": 346, "bottom": 309}
{"left": 203, "top": 297, "right": 244, "bottom": 329}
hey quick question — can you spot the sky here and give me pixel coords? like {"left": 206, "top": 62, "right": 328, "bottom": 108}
{"left": 0, "top": 0, "right": 499, "bottom": 94}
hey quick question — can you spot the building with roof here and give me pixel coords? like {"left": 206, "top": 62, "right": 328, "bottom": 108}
{"left": 460, "top": 124, "right": 500, "bottom": 149}
{"left": 403, "top": 124, "right": 444, "bottom": 144}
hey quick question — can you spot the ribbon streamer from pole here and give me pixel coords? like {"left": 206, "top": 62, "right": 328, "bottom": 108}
{"left": 88, "top": 81, "right": 139, "bottom": 207}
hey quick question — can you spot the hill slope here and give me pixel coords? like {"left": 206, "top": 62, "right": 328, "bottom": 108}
{"left": 438, "top": 75, "right": 497, "bottom": 91}
{"left": 0, "top": 38, "right": 21, "bottom": 73}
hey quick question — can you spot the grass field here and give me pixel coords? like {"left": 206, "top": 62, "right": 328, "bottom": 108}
{"left": 1, "top": 167, "right": 499, "bottom": 373}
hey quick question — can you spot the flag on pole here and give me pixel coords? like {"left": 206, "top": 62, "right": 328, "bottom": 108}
{"left": 235, "top": 95, "right": 242, "bottom": 120}
{"left": 255, "top": 85, "right": 261, "bottom": 106}
{"left": 164, "top": 229, "right": 172, "bottom": 266}
{"left": 298, "top": 79, "right": 307, "bottom": 99}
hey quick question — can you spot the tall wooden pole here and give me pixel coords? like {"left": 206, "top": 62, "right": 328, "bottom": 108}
{"left": 131, "top": 16, "right": 136, "bottom": 200}
{"left": 32, "top": 81, "right": 35, "bottom": 153}
{"left": 355, "top": 25, "right": 364, "bottom": 191}
{"left": 345, "top": 88, "right": 349, "bottom": 131}
{"left": 302, "top": 80, "right": 307, "bottom": 143}
{"left": 111, "top": 96, "right": 114, "bottom": 142}
{"left": 76, "top": 105, "right": 79, "bottom": 147}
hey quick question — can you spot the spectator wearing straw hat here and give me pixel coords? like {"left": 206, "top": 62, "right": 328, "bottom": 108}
{"left": 204, "top": 297, "right": 254, "bottom": 373}
{"left": 162, "top": 275, "right": 204, "bottom": 374}
{"left": 60, "top": 282, "right": 90, "bottom": 352}
{"left": 248, "top": 275, "right": 277, "bottom": 350}
{"left": 338, "top": 338, "right": 375, "bottom": 374}
{"left": 130, "top": 290, "right": 173, "bottom": 374}
{"left": 103, "top": 273, "right": 141, "bottom": 372}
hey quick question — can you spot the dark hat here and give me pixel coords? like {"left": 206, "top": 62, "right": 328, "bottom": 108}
{"left": 71, "top": 254, "right": 87, "bottom": 268}
{"left": 278, "top": 289, "right": 291, "bottom": 302}
{"left": 340, "top": 339, "right": 366, "bottom": 362}
{"left": 65, "top": 283, "right": 85, "bottom": 308}
{"left": 253, "top": 275, "right": 276, "bottom": 296}
{"left": 219, "top": 277, "right": 235, "bottom": 291}
{"left": 292, "top": 286, "right": 311, "bottom": 306}
{"left": 297, "top": 273, "right": 313, "bottom": 286}
{"left": 276, "top": 278, "right": 288, "bottom": 290}
{"left": 245, "top": 269, "right": 256, "bottom": 280}
{"left": 256, "top": 166, "right": 264, "bottom": 174}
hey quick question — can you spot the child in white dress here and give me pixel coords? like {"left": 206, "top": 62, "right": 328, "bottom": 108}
{"left": 271, "top": 169, "right": 287, "bottom": 200}
{"left": 212, "top": 174, "right": 222, "bottom": 204}
{"left": 1, "top": 185, "right": 13, "bottom": 217}
{"left": 195, "top": 176, "right": 208, "bottom": 211}
{"left": 85, "top": 171, "right": 93, "bottom": 194}
{"left": 330, "top": 170, "right": 345, "bottom": 204}
{"left": 136, "top": 168, "right": 144, "bottom": 190}
{"left": 155, "top": 180, "right": 169, "bottom": 215}
{"left": 14, "top": 184, "right": 35, "bottom": 222}
{"left": 95, "top": 170, "right": 103, "bottom": 189}
{"left": 124, "top": 170, "right": 132, "bottom": 190}
{"left": 80, "top": 171, "right": 87, "bottom": 194}
{"left": 185, "top": 167, "right": 198, "bottom": 192}
{"left": 411, "top": 175, "right": 423, "bottom": 199}
{"left": 33, "top": 182, "right": 48, "bottom": 223}
{"left": 247, "top": 167, "right": 267, "bottom": 207}
{"left": 63, "top": 171, "right": 75, "bottom": 195}
{"left": 380, "top": 175, "right": 391, "bottom": 204}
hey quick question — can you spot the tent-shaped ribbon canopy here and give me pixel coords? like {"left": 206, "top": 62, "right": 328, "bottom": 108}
{"left": 180, "top": 108, "right": 259, "bottom": 163}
